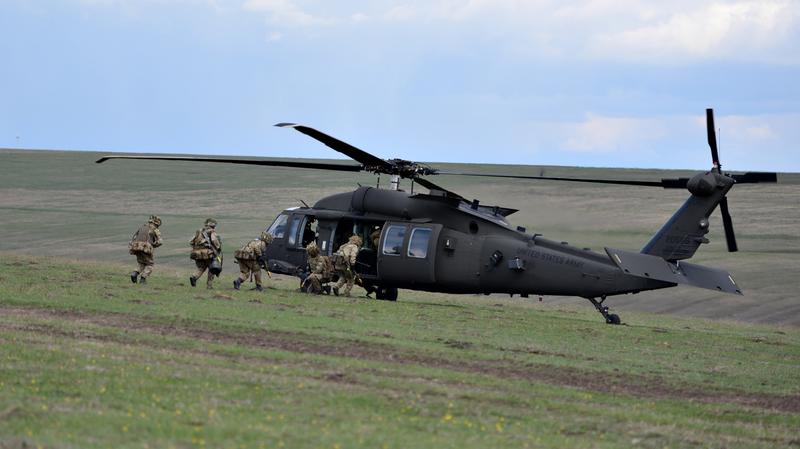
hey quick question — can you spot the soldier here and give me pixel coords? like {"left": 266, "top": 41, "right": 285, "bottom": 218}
{"left": 233, "top": 232, "right": 273, "bottom": 291}
{"left": 370, "top": 225, "right": 382, "bottom": 249}
{"left": 129, "top": 215, "right": 163, "bottom": 284}
{"left": 302, "top": 242, "right": 331, "bottom": 295}
{"left": 189, "top": 218, "right": 222, "bottom": 289}
{"left": 332, "top": 235, "right": 362, "bottom": 297}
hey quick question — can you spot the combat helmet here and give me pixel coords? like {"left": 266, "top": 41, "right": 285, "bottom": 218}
{"left": 148, "top": 215, "right": 162, "bottom": 227}
{"left": 306, "top": 241, "right": 320, "bottom": 257}
{"left": 204, "top": 218, "right": 217, "bottom": 228}
{"left": 349, "top": 235, "right": 363, "bottom": 247}
{"left": 260, "top": 231, "right": 274, "bottom": 244}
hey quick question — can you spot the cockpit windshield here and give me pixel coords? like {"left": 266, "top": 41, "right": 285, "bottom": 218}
{"left": 266, "top": 214, "right": 289, "bottom": 239}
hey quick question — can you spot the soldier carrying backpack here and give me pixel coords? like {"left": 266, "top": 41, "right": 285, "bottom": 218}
{"left": 331, "top": 235, "right": 362, "bottom": 297}
{"left": 302, "top": 242, "right": 333, "bottom": 295}
{"left": 233, "top": 231, "right": 273, "bottom": 292}
{"left": 189, "top": 218, "right": 222, "bottom": 289}
{"left": 129, "top": 215, "right": 163, "bottom": 284}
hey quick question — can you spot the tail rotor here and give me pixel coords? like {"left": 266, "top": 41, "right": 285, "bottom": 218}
{"left": 706, "top": 108, "right": 738, "bottom": 252}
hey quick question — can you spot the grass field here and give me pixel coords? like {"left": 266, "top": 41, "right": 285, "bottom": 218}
{"left": 1, "top": 149, "right": 799, "bottom": 324}
{"left": 1, "top": 149, "right": 800, "bottom": 448}
{"left": 1, "top": 254, "right": 799, "bottom": 449}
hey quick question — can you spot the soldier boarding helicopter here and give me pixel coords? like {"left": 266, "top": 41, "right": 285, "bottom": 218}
{"left": 97, "top": 109, "right": 777, "bottom": 324}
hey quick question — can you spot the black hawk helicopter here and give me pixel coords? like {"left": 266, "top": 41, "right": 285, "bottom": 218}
{"left": 97, "top": 109, "right": 777, "bottom": 324}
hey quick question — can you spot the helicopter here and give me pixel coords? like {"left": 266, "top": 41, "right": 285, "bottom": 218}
{"left": 97, "top": 109, "right": 777, "bottom": 324}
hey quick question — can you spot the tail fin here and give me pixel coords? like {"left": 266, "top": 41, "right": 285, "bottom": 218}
{"left": 641, "top": 172, "right": 735, "bottom": 261}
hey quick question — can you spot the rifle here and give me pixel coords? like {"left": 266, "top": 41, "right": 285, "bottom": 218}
{"left": 257, "top": 255, "right": 272, "bottom": 278}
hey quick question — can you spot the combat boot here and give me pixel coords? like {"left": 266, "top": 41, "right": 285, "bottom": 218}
{"left": 255, "top": 284, "right": 264, "bottom": 292}
{"left": 233, "top": 278, "right": 242, "bottom": 290}
{"left": 130, "top": 271, "right": 139, "bottom": 284}
{"left": 139, "top": 277, "right": 147, "bottom": 285}
{"left": 189, "top": 276, "right": 197, "bottom": 287}
{"left": 322, "top": 285, "right": 331, "bottom": 295}
{"left": 332, "top": 286, "right": 340, "bottom": 296}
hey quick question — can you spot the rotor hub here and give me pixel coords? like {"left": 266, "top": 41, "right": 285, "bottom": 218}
{"left": 367, "top": 159, "right": 437, "bottom": 178}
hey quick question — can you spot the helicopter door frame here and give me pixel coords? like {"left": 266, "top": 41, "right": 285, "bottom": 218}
{"left": 377, "top": 222, "right": 441, "bottom": 286}
{"left": 275, "top": 213, "right": 307, "bottom": 272}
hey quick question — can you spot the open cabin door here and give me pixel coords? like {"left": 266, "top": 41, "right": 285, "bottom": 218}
{"left": 377, "top": 222, "right": 441, "bottom": 286}
{"left": 264, "top": 211, "right": 311, "bottom": 274}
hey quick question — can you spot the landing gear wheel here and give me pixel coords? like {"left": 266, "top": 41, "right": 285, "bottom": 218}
{"left": 587, "top": 296, "right": 622, "bottom": 325}
{"left": 375, "top": 287, "right": 398, "bottom": 301}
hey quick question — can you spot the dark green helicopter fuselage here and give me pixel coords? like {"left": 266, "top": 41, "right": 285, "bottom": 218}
{"left": 263, "top": 186, "right": 672, "bottom": 299}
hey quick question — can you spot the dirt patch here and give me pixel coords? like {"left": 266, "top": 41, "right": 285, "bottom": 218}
{"left": 3, "top": 305, "right": 799, "bottom": 413}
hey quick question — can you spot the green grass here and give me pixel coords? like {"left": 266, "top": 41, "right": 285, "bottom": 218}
{"left": 1, "top": 254, "right": 799, "bottom": 448}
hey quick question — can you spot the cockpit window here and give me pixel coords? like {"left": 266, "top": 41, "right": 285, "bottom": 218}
{"left": 408, "top": 228, "right": 431, "bottom": 258}
{"left": 287, "top": 217, "right": 302, "bottom": 246}
{"left": 382, "top": 225, "right": 405, "bottom": 256}
{"left": 266, "top": 214, "right": 289, "bottom": 239}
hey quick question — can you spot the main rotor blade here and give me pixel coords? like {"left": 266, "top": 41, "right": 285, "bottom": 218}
{"left": 707, "top": 108, "right": 720, "bottom": 168}
{"left": 719, "top": 196, "right": 738, "bottom": 252}
{"left": 435, "top": 170, "right": 667, "bottom": 187}
{"left": 275, "top": 123, "right": 392, "bottom": 172}
{"left": 414, "top": 177, "right": 466, "bottom": 201}
{"left": 95, "top": 155, "right": 363, "bottom": 172}
{"left": 435, "top": 170, "right": 779, "bottom": 189}
{"left": 731, "top": 172, "right": 778, "bottom": 184}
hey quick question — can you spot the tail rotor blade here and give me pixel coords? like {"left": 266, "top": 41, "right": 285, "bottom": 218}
{"left": 707, "top": 108, "right": 721, "bottom": 169}
{"left": 719, "top": 196, "right": 738, "bottom": 252}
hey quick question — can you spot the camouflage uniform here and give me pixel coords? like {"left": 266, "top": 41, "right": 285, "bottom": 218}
{"left": 303, "top": 242, "right": 329, "bottom": 294}
{"left": 129, "top": 215, "right": 163, "bottom": 284}
{"left": 190, "top": 218, "right": 222, "bottom": 289}
{"left": 333, "top": 235, "right": 362, "bottom": 297}
{"left": 234, "top": 232, "right": 273, "bottom": 291}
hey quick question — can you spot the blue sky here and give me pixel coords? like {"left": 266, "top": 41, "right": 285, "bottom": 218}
{"left": 1, "top": 0, "right": 798, "bottom": 171}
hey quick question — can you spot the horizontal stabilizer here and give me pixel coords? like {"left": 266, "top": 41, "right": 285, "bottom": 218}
{"left": 605, "top": 247, "right": 742, "bottom": 295}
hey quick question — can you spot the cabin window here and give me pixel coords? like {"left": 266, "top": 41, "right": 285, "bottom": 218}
{"left": 408, "top": 228, "right": 432, "bottom": 258}
{"left": 287, "top": 217, "right": 302, "bottom": 247}
{"left": 382, "top": 225, "right": 405, "bottom": 256}
{"left": 301, "top": 216, "right": 318, "bottom": 247}
{"left": 266, "top": 214, "right": 289, "bottom": 239}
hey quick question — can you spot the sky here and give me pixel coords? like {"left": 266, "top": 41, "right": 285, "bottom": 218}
{"left": 1, "top": 0, "right": 798, "bottom": 171}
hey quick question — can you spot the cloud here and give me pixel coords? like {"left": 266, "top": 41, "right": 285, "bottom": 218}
{"left": 589, "top": 1, "right": 800, "bottom": 63}
{"left": 242, "top": 0, "right": 331, "bottom": 26}
{"left": 563, "top": 114, "right": 666, "bottom": 153}
{"left": 69, "top": 0, "right": 800, "bottom": 64}
{"left": 330, "top": 0, "right": 800, "bottom": 65}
